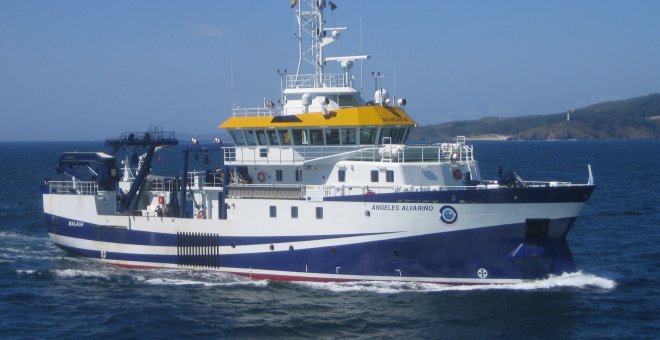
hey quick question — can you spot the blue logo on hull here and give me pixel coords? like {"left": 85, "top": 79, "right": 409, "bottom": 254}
{"left": 440, "top": 205, "right": 458, "bottom": 224}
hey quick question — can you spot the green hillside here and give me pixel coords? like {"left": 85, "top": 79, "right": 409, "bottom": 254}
{"left": 410, "top": 93, "right": 660, "bottom": 140}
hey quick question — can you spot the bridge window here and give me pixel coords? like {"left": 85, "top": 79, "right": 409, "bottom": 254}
{"left": 310, "top": 129, "right": 324, "bottom": 145}
{"left": 269, "top": 206, "right": 277, "bottom": 218}
{"left": 295, "top": 169, "right": 302, "bottom": 182}
{"left": 386, "top": 170, "right": 394, "bottom": 182}
{"left": 316, "top": 207, "right": 323, "bottom": 219}
{"left": 256, "top": 130, "right": 268, "bottom": 145}
{"left": 276, "top": 169, "right": 283, "bottom": 182}
{"left": 291, "top": 206, "right": 298, "bottom": 218}
{"left": 338, "top": 169, "right": 346, "bottom": 182}
{"left": 245, "top": 130, "right": 257, "bottom": 146}
{"left": 379, "top": 127, "right": 407, "bottom": 144}
{"left": 266, "top": 129, "right": 280, "bottom": 145}
{"left": 340, "top": 128, "right": 356, "bottom": 145}
{"left": 360, "top": 127, "right": 377, "bottom": 145}
{"left": 293, "top": 129, "right": 308, "bottom": 145}
{"left": 278, "top": 129, "right": 291, "bottom": 145}
{"left": 229, "top": 130, "right": 246, "bottom": 146}
{"left": 325, "top": 128, "right": 340, "bottom": 145}
{"left": 371, "top": 170, "right": 379, "bottom": 182}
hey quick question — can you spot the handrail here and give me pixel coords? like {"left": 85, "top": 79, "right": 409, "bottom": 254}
{"left": 47, "top": 181, "right": 98, "bottom": 195}
{"left": 223, "top": 143, "right": 475, "bottom": 165}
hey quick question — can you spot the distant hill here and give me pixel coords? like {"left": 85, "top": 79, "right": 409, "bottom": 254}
{"left": 410, "top": 93, "right": 660, "bottom": 141}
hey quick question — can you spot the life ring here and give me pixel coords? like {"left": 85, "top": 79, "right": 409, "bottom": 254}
{"left": 257, "top": 171, "right": 266, "bottom": 183}
{"left": 452, "top": 168, "right": 462, "bottom": 180}
{"left": 197, "top": 210, "right": 206, "bottom": 219}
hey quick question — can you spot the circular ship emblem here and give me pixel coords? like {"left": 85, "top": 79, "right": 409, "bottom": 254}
{"left": 440, "top": 205, "right": 458, "bottom": 224}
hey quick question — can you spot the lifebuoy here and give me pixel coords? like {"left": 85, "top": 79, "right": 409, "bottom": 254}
{"left": 257, "top": 171, "right": 266, "bottom": 183}
{"left": 197, "top": 210, "right": 206, "bottom": 219}
{"left": 452, "top": 168, "right": 462, "bottom": 180}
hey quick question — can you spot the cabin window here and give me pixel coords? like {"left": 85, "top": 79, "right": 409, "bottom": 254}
{"left": 360, "top": 127, "right": 377, "bottom": 145}
{"left": 371, "top": 170, "right": 379, "bottom": 182}
{"left": 338, "top": 169, "right": 346, "bottom": 182}
{"left": 266, "top": 129, "right": 280, "bottom": 145}
{"left": 401, "top": 127, "right": 410, "bottom": 143}
{"left": 340, "top": 128, "right": 356, "bottom": 145}
{"left": 293, "top": 129, "right": 309, "bottom": 145}
{"left": 256, "top": 130, "right": 268, "bottom": 145}
{"left": 269, "top": 206, "right": 277, "bottom": 218}
{"left": 295, "top": 169, "right": 302, "bottom": 182}
{"left": 229, "top": 130, "right": 246, "bottom": 146}
{"left": 325, "top": 128, "right": 340, "bottom": 145}
{"left": 278, "top": 129, "right": 291, "bottom": 145}
{"left": 245, "top": 130, "right": 257, "bottom": 145}
{"left": 379, "top": 127, "right": 393, "bottom": 144}
{"left": 392, "top": 127, "right": 406, "bottom": 144}
{"left": 276, "top": 169, "right": 283, "bottom": 182}
{"left": 310, "top": 129, "right": 325, "bottom": 145}
{"left": 316, "top": 207, "right": 323, "bottom": 219}
{"left": 291, "top": 206, "right": 298, "bottom": 218}
{"left": 386, "top": 170, "right": 394, "bottom": 182}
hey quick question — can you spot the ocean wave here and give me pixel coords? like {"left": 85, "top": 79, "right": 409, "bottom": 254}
{"left": 132, "top": 270, "right": 269, "bottom": 287}
{"left": 294, "top": 271, "right": 616, "bottom": 294}
{"left": 136, "top": 276, "right": 268, "bottom": 287}
{"left": 54, "top": 269, "right": 112, "bottom": 280}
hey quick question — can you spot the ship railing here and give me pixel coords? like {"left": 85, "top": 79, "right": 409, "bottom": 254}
{"left": 231, "top": 107, "right": 281, "bottom": 117}
{"left": 286, "top": 73, "right": 351, "bottom": 89}
{"left": 47, "top": 181, "right": 98, "bottom": 195}
{"left": 227, "top": 184, "right": 305, "bottom": 199}
{"left": 186, "top": 170, "right": 224, "bottom": 188}
{"left": 223, "top": 143, "right": 474, "bottom": 165}
{"left": 147, "top": 176, "right": 177, "bottom": 192}
{"left": 523, "top": 181, "right": 575, "bottom": 187}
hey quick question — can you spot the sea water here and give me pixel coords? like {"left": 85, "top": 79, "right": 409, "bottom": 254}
{"left": 0, "top": 140, "right": 658, "bottom": 338}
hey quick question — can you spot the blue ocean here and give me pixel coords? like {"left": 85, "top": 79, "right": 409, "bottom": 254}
{"left": 1, "top": 140, "right": 658, "bottom": 338}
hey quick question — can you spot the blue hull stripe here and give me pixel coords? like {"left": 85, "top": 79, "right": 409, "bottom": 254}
{"left": 45, "top": 214, "right": 391, "bottom": 247}
{"left": 51, "top": 217, "right": 578, "bottom": 280}
{"left": 325, "top": 185, "right": 595, "bottom": 204}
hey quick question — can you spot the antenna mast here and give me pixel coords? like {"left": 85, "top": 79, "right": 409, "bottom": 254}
{"left": 293, "top": 0, "right": 343, "bottom": 87}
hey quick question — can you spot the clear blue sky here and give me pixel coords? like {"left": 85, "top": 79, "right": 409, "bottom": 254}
{"left": 1, "top": 0, "right": 659, "bottom": 141}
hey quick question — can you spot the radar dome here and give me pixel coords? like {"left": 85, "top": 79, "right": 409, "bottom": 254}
{"left": 374, "top": 89, "right": 390, "bottom": 105}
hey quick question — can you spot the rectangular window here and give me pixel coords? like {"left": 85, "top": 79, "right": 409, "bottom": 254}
{"left": 259, "top": 148, "right": 268, "bottom": 157}
{"left": 371, "top": 170, "right": 379, "bottom": 182}
{"left": 359, "top": 127, "right": 377, "bottom": 145}
{"left": 256, "top": 130, "right": 268, "bottom": 145}
{"left": 229, "top": 130, "right": 246, "bottom": 146}
{"left": 386, "top": 170, "right": 394, "bottom": 182}
{"left": 269, "top": 206, "right": 277, "bottom": 218}
{"left": 379, "top": 127, "right": 393, "bottom": 144}
{"left": 291, "top": 206, "right": 298, "bottom": 218}
{"left": 295, "top": 169, "right": 302, "bottom": 182}
{"left": 276, "top": 169, "right": 283, "bottom": 182}
{"left": 325, "top": 128, "right": 340, "bottom": 145}
{"left": 315, "top": 207, "right": 323, "bottom": 219}
{"left": 244, "top": 130, "right": 257, "bottom": 145}
{"left": 340, "top": 128, "right": 356, "bottom": 145}
{"left": 309, "top": 129, "right": 325, "bottom": 145}
{"left": 338, "top": 169, "right": 346, "bottom": 182}
{"left": 278, "top": 129, "right": 291, "bottom": 145}
{"left": 266, "top": 129, "right": 280, "bottom": 145}
{"left": 293, "top": 129, "right": 309, "bottom": 145}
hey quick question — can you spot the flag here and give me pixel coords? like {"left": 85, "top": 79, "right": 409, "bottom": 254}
{"left": 290, "top": 0, "right": 297, "bottom": 8}
{"left": 328, "top": 1, "right": 337, "bottom": 10}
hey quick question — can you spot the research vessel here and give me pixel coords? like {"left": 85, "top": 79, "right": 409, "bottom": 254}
{"left": 42, "top": 0, "right": 595, "bottom": 284}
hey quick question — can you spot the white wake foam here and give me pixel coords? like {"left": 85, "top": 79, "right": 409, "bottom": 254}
{"left": 133, "top": 270, "right": 269, "bottom": 287}
{"left": 54, "top": 269, "right": 112, "bottom": 280}
{"left": 136, "top": 276, "right": 268, "bottom": 287}
{"left": 294, "top": 271, "right": 616, "bottom": 294}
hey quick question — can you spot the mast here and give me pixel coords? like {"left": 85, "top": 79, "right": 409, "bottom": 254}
{"left": 293, "top": 0, "right": 344, "bottom": 87}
